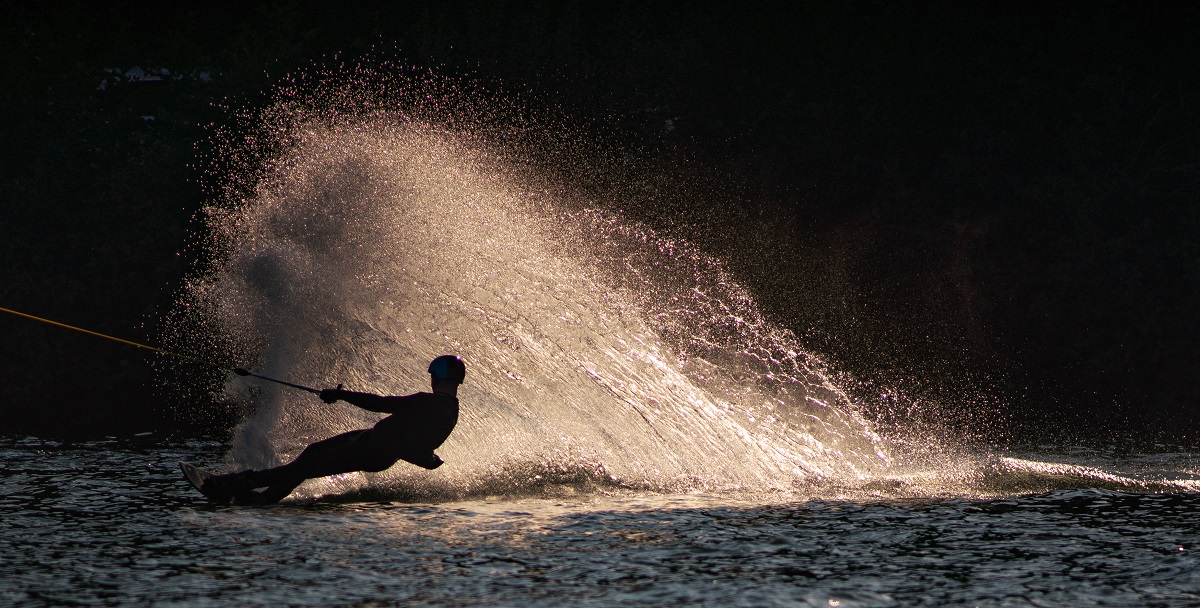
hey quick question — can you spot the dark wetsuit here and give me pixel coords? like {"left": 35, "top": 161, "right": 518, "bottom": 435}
{"left": 228, "top": 390, "right": 458, "bottom": 503}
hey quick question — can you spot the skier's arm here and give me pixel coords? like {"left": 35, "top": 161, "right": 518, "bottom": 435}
{"left": 319, "top": 388, "right": 409, "bottom": 414}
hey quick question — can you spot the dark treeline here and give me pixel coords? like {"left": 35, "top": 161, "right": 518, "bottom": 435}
{"left": 1, "top": 2, "right": 1196, "bottom": 442}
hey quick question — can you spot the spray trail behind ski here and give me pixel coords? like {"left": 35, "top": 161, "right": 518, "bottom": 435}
{"left": 181, "top": 110, "right": 897, "bottom": 500}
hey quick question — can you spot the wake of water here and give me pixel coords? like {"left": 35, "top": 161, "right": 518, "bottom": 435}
{"left": 170, "top": 74, "right": 1199, "bottom": 503}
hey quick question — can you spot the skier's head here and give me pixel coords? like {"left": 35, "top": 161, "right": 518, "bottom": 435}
{"left": 428, "top": 355, "right": 466, "bottom": 385}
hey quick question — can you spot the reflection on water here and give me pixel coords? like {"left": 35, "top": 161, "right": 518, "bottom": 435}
{"left": 4, "top": 436, "right": 1200, "bottom": 606}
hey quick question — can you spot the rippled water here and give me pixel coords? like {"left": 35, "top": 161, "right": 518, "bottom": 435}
{"left": 4, "top": 435, "right": 1200, "bottom": 607}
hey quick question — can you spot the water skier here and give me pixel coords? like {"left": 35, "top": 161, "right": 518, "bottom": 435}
{"left": 191, "top": 355, "right": 465, "bottom": 504}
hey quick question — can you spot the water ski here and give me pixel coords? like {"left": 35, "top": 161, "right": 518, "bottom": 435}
{"left": 399, "top": 451, "right": 445, "bottom": 470}
{"left": 180, "top": 461, "right": 230, "bottom": 503}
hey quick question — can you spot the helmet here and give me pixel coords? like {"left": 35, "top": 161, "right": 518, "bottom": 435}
{"left": 428, "top": 355, "right": 466, "bottom": 383}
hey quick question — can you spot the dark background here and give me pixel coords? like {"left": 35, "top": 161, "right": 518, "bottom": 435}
{"left": 2, "top": 2, "right": 1196, "bottom": 443}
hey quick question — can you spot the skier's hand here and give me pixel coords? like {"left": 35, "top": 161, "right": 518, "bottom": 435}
{"left": 320, "top": 387, "right": 343, "bottom": 404}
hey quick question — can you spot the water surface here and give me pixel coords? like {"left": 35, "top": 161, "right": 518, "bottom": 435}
{"left": 4, "top": 435, "right": 1199, "bottom": 606}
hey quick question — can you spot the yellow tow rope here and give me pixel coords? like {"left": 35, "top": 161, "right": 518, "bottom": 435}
{"left": 0, "top": 305, "right": 216, "bottom": 368}
{"left": 1, "top": 305, "right": 324, "bottom": 393}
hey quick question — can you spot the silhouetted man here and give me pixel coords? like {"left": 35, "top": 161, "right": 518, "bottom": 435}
{"left": 197, "top": 355, "right": 465, "bottom": 504}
